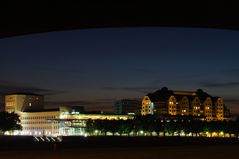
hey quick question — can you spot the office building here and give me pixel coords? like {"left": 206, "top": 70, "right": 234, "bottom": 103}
{"left": 5, "top": 93, "right": 44, "bottom": 113}
{"left": 4, "top": 93, "right": 134, "bottom": 136}
{"left": 114, "top": 98, "right": 141, "bottom": 115}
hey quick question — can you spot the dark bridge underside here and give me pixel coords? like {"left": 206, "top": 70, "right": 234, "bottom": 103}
{"left": 1, "top": 2, "right": 239, "bottom": 38}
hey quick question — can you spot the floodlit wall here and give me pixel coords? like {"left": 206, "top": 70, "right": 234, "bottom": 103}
{"left": 215, "top": 98, "right": 224, "bottom": 120}
{"left": 5, "top": 94, "right": 44, "bottom": 113}
{"left": 191, "top": 97, "right": 202, "bottom": 116}
{"left": 20, "top": 111, "right": 59, "bottom": 136}
{"left": 178, "top": 96, "right": 189, "bottom": 116}
{"left": 168, "top": 96, "right": 177, "bottom": 115}
{"left": 204, "top": 97, "right": 213, "bottom": 121}
{"left": 141, "top": 96, "right": 154, "bottom": 115}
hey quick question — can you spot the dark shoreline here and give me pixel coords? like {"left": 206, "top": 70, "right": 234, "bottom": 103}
{"left": 0, "top": 136, "right": 239, "bottom": 151}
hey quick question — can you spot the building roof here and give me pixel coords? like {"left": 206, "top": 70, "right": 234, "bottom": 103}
{"left": 212, "top": 96, "right": 221, "bottom": 102}
{"left": 196, "top": 89, "right": 212, "bottom": 101}
{"left": 173, "top": 91, "right": 197, "bottom": 96}
{"left": 147, "top": 87, "right": 174, "bottom": 102}
{"left": 147, "top": 87, "right": 215, "bottom": 103}
{"left": 6, "top": 92, "right": 43, "bottom": 96}
{"left": 23, "top": 108, "right": 59, "bottom": 112}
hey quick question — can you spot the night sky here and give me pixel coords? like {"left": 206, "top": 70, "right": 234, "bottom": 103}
{"left": 0, "top": 27, "right": 239, "bottom": 114}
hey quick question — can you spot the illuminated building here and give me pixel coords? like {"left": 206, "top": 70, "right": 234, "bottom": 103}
{"left": 191, "top": 97, "right": 202, "bottom": 116}
{"left": 141, "top": 87, "right": 230, "bottom": 121}
{"left": 19, "top": 110, "right": 59, "bottom": 136}
{"left": 214, "top": 97, "right": 224, "bottom": 121}
{"left": 5, "top": 93, "right": 44, "bottom": 113}
{"left": 57, "top": 106, "right": 134, "bottom": 136}
{"left": 168, "top": 95, "right": 177, "bottom": 115}
{"left": 4, "top": 93, "right": 134, "bottom": 136}
{"left": 141, "top": 96, "right": 154, "bottom": 115}
{"left": 4, "top": 93, "right": 59, "bottom": 136}
{"left": 114, "top": 98, "right": 141, "bottom": 115}
{"left": 203, "top": 97, "right": 213, "bottom": 121}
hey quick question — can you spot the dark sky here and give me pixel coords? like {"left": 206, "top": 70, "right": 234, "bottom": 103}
{"left": 0, "top": 27, "right": 239, "bottom": 114}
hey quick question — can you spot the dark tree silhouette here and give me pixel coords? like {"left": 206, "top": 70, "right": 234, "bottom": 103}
{"left": 0, "top": 111, "right": 22, "bottom": 134}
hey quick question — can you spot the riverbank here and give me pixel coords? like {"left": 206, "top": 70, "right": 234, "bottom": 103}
{"left": 0, "top": 136, "right": 238, "bottom": 151}
{"left": 1, "top": 144, "right": 239, "bottom": 159}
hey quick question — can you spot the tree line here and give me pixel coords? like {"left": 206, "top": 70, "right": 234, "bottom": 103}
{"left": 85, "top": 115, "right": 239, "bottom": 137}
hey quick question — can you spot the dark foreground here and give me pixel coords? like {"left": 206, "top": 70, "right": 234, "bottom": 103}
{"left": 0, "top": 136, "right": 239, "bottom": 159}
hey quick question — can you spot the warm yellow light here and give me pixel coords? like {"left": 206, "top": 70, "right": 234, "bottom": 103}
{"left": 212, "top": 132, "right": 218, "bottom": 137}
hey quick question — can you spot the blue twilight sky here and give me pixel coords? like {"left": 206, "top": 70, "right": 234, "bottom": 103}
{"left": 0, "top": 27, "right": 239, "bottom": 113}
